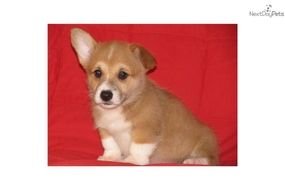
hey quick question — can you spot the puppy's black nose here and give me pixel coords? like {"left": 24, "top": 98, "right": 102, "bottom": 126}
{"left": 100, "top": 90, "right": 113, "bottom": 102}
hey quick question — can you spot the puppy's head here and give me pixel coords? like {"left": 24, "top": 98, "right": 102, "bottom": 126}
{"left": 71, "top": 28, "right": 156, "bottom": 109}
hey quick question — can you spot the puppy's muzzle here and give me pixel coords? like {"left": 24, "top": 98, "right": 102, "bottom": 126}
{"left": 100, "top": 90, "right": 113, "bottom": 102}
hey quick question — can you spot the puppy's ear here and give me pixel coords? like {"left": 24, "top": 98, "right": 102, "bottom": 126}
{"left": 130, "top": 44, "right": 156, "bottom": 72}
{"left": 71, "top": 28, "right": 97, "bottom": 68}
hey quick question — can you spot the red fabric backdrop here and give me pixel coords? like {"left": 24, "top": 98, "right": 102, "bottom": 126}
{"left": 48, "top": 24, "right": 237, "bottom": 166}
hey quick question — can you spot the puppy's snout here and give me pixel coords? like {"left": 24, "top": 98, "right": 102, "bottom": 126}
{"left": 100, "top": 90, "right": 113, "bottom": 102}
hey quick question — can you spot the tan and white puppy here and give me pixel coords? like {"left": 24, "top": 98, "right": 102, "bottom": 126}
{"left": 71, "top": 28, "right": 219, "bottom": 165}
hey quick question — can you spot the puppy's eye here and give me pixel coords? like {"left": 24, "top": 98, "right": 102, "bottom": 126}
{"left": 118, "top": 71, "right": 128, "bottom": 80}
{"left": 94, "top": 69, "right": 102, "bottom": 78}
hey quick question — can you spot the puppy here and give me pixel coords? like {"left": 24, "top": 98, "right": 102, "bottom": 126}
{"left": 71, "top": 28, "right": 219, "bottom": 165}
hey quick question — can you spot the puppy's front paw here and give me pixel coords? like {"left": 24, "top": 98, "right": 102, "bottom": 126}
{"left": 123, "top": 155, "right": 149, "bottom": 165}
{"left": 97, "top": 150, "right": 122, "bottom": 162}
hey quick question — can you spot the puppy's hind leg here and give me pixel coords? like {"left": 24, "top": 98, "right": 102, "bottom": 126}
{"left": 183, "top": 133, "right": 219, "bottom": 166}
{"left": 183, "top": 157, "right": 210, "bottom": 165}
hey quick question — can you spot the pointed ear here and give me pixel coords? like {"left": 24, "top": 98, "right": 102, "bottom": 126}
{"left": 130, "top": 44, "right": 156, "bottom": 72}
{"left": 71, "top": 28, "right": 97, "bottom": 67}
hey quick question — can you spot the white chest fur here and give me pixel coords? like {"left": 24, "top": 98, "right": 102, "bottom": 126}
{"left": 96, "top": 107, "right": 132, "bottom": 156}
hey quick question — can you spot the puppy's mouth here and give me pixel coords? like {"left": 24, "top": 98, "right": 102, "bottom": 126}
{"left": 97, "top": 101, "right": 121, "bottom": 109}
{"left": 97, "top": 97, "right": 126, "bottom": 109}
{"left": 102, "top": 102, "right": 113, "bottom": 105}
{"left": 94, "top": 82, "right": 126, "bottom": 109}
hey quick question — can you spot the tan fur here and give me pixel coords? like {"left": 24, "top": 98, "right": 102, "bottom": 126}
{"left": 98, "top": 128, "right": 111, "bottom": 139}
{"left": 71, "top": 28, "right": 219, "bottom": 165}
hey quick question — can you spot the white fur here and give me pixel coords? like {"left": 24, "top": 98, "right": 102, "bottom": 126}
{"left": 98, "top": 137, "right": 122, "bottom": 161}
{"left": 96, "top": 107, "right": 131, "bottom": 133}
{"left": 71, "top": 29, "right": 94, "bottom": 63}
{"left": 94, "top": 81, "right": 122, "bottom": 109}
{"left": 113, "top": 131, "right": 131, "bottom": 157}
{"left": 107, "top": 45, "right": 115, "bottom": 60}
{"left": 77, "top": 40, "right": 92, "bottom": 62}
{"left": 183, "top": 158, "right": 209, "bottom": 165}
{"left": 96, "top": 107, "right": 132, "bottom": 156}
{"left": 124, "top": 143, "right": 157, "bottom": 165}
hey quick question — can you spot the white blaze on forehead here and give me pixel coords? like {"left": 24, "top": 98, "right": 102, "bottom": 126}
{"left": 107, "top": 45, "right": 115, "bottom": 60}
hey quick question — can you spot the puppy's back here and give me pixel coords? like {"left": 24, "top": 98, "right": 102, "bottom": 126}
{"left": 149, "top": 83, "right": 219, "bottom": 164}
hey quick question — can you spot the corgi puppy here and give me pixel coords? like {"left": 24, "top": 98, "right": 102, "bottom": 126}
{"left": 71, "top": 28, "right": 219, "bottom": 165}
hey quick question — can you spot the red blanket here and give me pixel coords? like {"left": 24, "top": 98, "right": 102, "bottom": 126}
{"left": 48, "top": 24, "right": 237, "bottom": 166}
